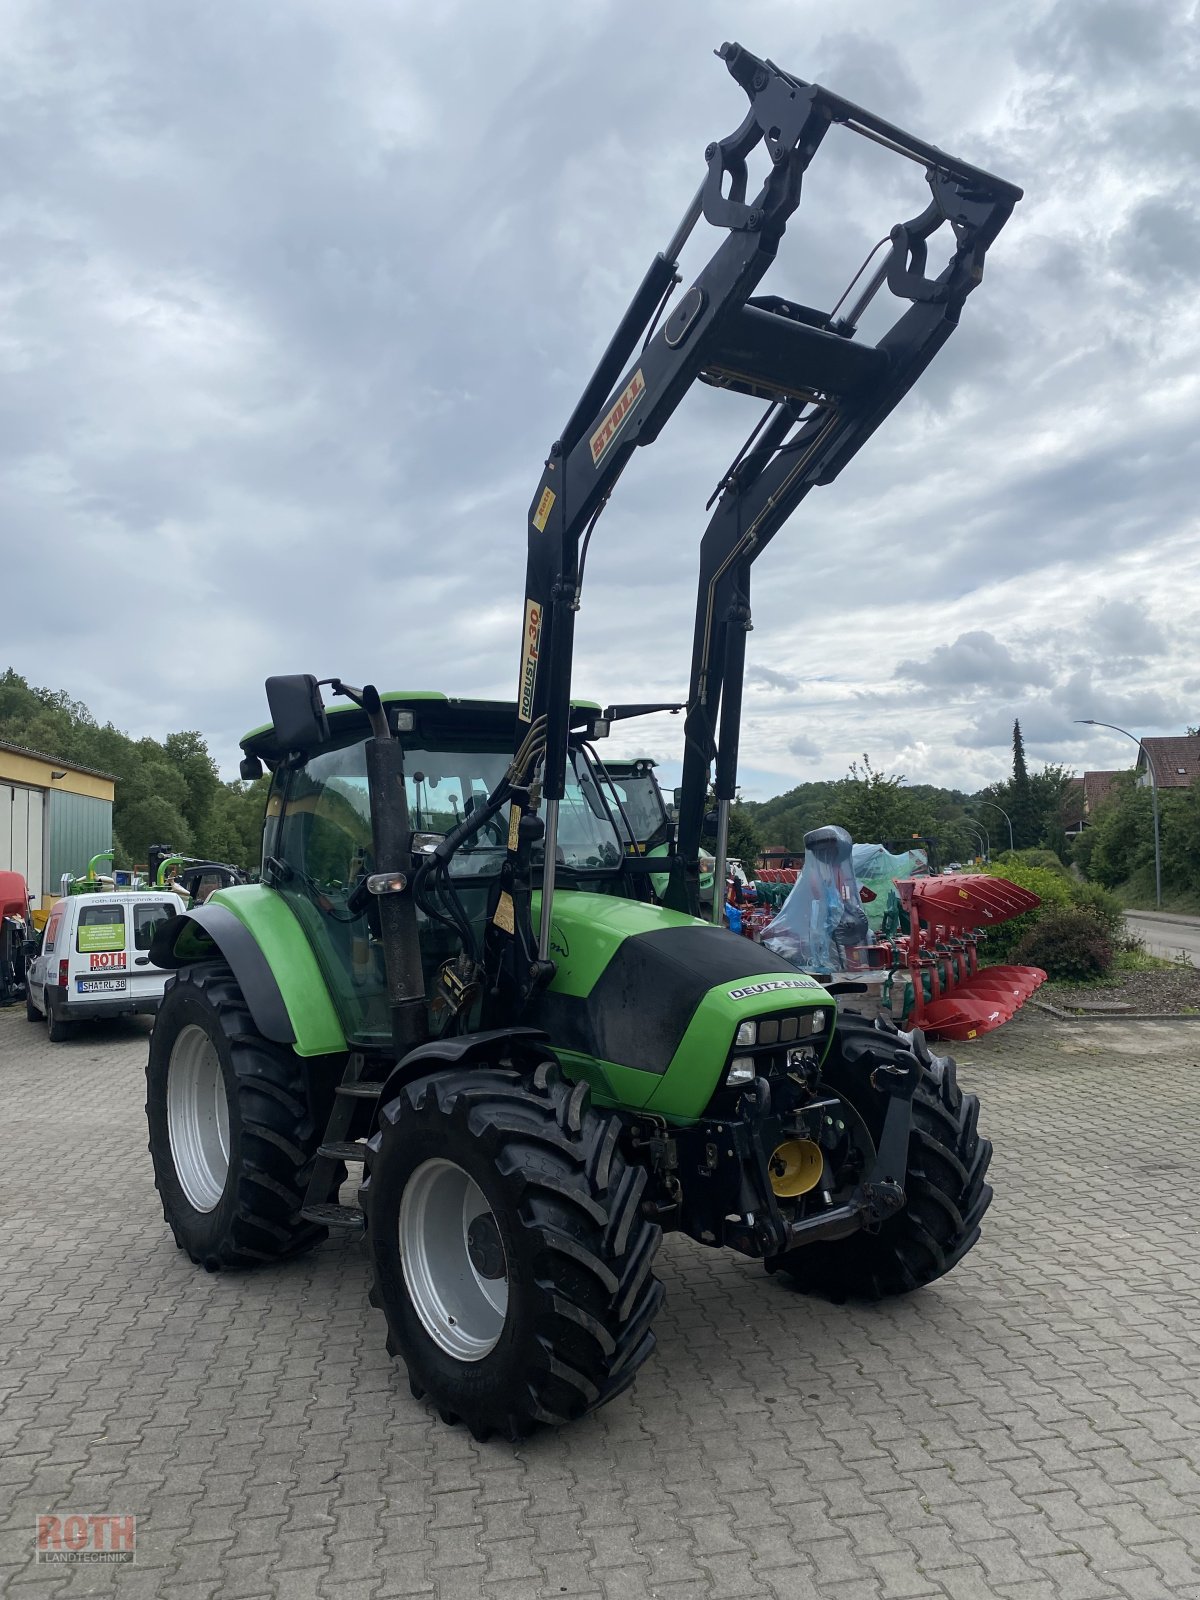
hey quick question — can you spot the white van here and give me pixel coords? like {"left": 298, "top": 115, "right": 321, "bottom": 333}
{"left": 25, "top": 892, "right": 180, "bottom": 1042}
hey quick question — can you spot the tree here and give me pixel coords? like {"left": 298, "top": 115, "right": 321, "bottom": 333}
{"left": 1009, "top": 719, "right": 1039, "bottom": 848}
{"left": 164, "top": 731, "right": 221, "bottom": 840}
{"left": 829, "top": 755, "right": 926, "bottom": 844}
{"left": 725, "top": 803, "right": 762, "bottom": 867}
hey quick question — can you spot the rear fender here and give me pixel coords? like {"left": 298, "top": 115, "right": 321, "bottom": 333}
{"left": 149, "top": 890, "right": 346, "bottom": 1057}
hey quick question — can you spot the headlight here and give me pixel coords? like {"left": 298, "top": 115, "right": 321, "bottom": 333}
{"left": 735, "top": 1020, "right": 757, "bottom": 1048}
{"left": 727, "top": 1055, "right": 756, "bottom": 1085}
{"left": 811, "top": 1009, "right": 827, "bottom": 1034}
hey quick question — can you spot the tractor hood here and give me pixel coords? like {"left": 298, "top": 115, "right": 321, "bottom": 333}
{"left": 529, "top": 891, "right": 834, "bottom": 1122}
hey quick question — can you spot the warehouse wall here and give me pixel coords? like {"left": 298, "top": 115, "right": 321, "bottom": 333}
{"left": 47, "top": 790, "right": 113, "bottom": 891}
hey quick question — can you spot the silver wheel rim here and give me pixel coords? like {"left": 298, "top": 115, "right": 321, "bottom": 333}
{"left": 167, "top": 1024, "right": 231, "bottom": 1213}
{"left": 399, "top": 1159, "right": 509, "bottom": 1361}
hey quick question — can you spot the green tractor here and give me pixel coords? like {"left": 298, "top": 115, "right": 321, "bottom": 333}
{"left": 145, "top": 43, "right": 1019, "bottom": 1441}
{"left": 599, "top": 754, "right": 716, "bottom": 910}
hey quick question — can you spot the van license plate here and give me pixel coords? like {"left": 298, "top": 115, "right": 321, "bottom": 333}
{"left": 77, "top": 978, "right": 127, "bottom": 994}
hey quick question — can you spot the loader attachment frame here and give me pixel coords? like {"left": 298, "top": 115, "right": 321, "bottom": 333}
{"left": 492, "top": 40, "right": 1020, "bottom": 986}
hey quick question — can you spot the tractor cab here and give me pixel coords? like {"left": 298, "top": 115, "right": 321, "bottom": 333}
{"left": 239, "top": 693, "right": 639, "bottom": 1047}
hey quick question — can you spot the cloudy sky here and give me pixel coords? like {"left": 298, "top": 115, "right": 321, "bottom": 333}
{"left": 4, "top": 0, "right": 1198, "bottom": 798}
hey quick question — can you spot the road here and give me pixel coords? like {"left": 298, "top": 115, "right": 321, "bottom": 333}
{"left": 1126, "top": 909, "right": 1200, "bottom": 965}
{"left": 4, "top": 1001, "right": 1200, "bottom": 1598}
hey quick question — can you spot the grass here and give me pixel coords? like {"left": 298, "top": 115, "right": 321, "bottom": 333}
{"left": 1114, "top": 946, "right": 1178, "bottom": 973}
{"left": 1110, "top": 872, "right": 1200, "bottom": 916}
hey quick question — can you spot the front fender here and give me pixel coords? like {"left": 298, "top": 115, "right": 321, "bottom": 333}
{"left": 150, "top": 888, "right": 346, "bottom": 1057}
{"left": 372, "top": 1027, "right": 553, "bottom": 1131}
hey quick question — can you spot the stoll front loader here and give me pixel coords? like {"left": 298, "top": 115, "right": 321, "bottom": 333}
{"left": 146, "top": 44, "right": 1021, "bottom": 1441}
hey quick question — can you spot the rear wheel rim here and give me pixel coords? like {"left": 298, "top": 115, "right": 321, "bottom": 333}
{"left": 399, "top": 1158, "right": 508, "bottom": 1361}
{"left": 167, "top": 1024, "right": 230, "bottom": 1213}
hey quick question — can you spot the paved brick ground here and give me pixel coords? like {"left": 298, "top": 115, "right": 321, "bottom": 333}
{"left": 2, "top": 1002, "right": 1199, "bottom": 1599}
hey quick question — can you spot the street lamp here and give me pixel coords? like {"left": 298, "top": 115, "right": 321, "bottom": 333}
{"left": 966, "top": 825, "right": 989, "bottom": 863}
{"left": 979, "top": 799, "right": 1014, "bottom": 853}
{"left": 1075, "top": 719, "right": 1161, "bottom": 909}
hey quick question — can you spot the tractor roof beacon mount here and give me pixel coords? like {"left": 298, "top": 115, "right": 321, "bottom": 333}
{"left": 498, "top": 41, "right": 1021, "bottom": 976}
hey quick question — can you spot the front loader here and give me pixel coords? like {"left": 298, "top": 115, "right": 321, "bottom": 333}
{"left": 146, "top": 44, "right": 1019, "bottom": 1441}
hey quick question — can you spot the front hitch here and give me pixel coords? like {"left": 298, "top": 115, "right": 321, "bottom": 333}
{"left": 677, "top": 1048, "right": 923, "bottom": 1259}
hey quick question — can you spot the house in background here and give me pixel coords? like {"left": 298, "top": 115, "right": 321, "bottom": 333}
{"left": 1063, "top": 770, "right": 1122, "bottom": 836}
{"left": 1137, "top": 735, "right": 1200, "bottom": 792}
{"left": 0, "top": 742, "right": 115, "bottom": 908}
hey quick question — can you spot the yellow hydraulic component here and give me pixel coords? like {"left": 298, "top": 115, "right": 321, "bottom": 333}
{"left": 768, "top": 1139, "right": 825, "bottom": 1198}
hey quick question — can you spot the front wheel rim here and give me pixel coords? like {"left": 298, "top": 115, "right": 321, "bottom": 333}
{"left": 166, "top": 1024, "right": 231, "bottom": 1213}
{"left": 399, "top": 1159, "right": 509, "bottom": 1361}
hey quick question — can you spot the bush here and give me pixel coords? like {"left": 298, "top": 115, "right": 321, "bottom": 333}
{"left": 1013, "top": 909, "right": 1113, "bottom": 981}
{"left": 993, "top": 848, "right": 1071, "bottom": 876}
{"left": 1068, "top": 879, "right": 1126, "bottom": 942}
{"left": 977, "top": 861, "right": 1074, "bottom": 962}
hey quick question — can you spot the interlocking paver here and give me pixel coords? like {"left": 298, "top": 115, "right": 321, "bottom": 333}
{"left": 1, "top": 1007, "right": 1199, "bottom": 1598}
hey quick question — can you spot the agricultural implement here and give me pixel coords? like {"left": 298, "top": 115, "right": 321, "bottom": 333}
{"left": 145, "top": 43, "right": 1020, "bottom": 1439}
{"left": 761, "top": 830, "right": 1045, "bottom": 1039}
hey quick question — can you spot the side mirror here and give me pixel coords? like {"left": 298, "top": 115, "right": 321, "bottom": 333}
{"left": 266, "top": 675, "right": 330, "bottom": 755}
{"left": 23, "top": 937, "right": 39, "bottom": 959}
{"left": 239, "top": 755, "right": 264, "bottom": 780}
{"left": 673, "top": 787, "right": 683, "bottom": 807}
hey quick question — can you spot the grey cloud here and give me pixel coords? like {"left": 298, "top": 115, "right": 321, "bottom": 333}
{"left": 897, "top": 632, "right": 1052, "bottom": 692}
{"left": 748, "top": 665, "right": 801, "bottom": 693}
{"left": 787, "top": 735, "right": 822, "bottom": 762}
{"left": 1089, "top": 599, "right": 1167, "bottom": 657}
{"left": 1026, "top": 0, "right": 1174, "bottom": 80}
{"left": 1114, "top": 193, "right": 1200, "bottom": 287}
{"left": 959, "top": 702, "right": 1084, "bottom": 751}
{"left": 1060, "top": 669, "right": 1184, "bottom": 731}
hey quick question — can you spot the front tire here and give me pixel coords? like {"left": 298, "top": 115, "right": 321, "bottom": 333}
{"left": 146, "top": 963, "right": 329, "bottom": 1270}
{"left": 771, "top": 1014, "right": 993, "bottom": 1300}
{"left": 26, "top": 988, "right": 41, "bottom": 1022}
{"left": 362, "top": 1059, "right": 664, "bottom": 1440}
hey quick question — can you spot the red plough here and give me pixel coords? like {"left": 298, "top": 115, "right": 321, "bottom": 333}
{"left": 893, "top": 875, "right": 1046, "bottom": 1041}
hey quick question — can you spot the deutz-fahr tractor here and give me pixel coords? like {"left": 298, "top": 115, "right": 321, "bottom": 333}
{"left": 146, "top": 43, "right": 1020, "bottom": 1441}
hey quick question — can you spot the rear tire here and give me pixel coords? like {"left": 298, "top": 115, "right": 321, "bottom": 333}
{"left": 362, "top": 1058, "right": 664, "bottom": 1440}
{"left": 26, "top": 989, "right": 41, "bottom": 1022}
{"left": 146, "top": 963, "right": 330, "bottom": 1269}
{"left": 770, "top": 1013, "right": 992, "bottom": 1300}
{"left": 45, "top": 992, "right": 72, "bottom": 1042}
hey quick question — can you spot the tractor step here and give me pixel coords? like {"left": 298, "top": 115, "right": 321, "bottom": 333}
{"left": 318, "top": 1140, "right": 372, "bottom": 1162}
{"left": 301, "top": 1202, "right": 365, "bottom": 1233}
{"left": 334, "top": 1075, "right": 385, "bottom": 1100}
{"left": 335, "top": 1081, "right": 385, "bottom": 1099}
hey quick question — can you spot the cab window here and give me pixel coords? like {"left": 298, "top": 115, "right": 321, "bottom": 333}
{"left": 76, "top": 904, "right": 126, "bottom": 953}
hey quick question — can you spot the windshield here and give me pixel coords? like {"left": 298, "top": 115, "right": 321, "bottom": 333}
{"left": 605, "top": 772, "right": 669, "bottom": 848}
{"left": 448, "top": 748, "right": 623, "bottom": 876}
{"left": 281, "top": 739, "right": 621, "bottom": 885}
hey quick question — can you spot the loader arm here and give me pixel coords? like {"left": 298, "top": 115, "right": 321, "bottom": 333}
{"left": 491, "top": 40, "right": 1020, "bottom": 991}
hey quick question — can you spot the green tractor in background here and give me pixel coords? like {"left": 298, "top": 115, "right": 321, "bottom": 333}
{"left": 601, "top": 755, "right": 716, "bottom": 911}
{"left": 145, "top": 43, "right": 1019, "bottom": 1440}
